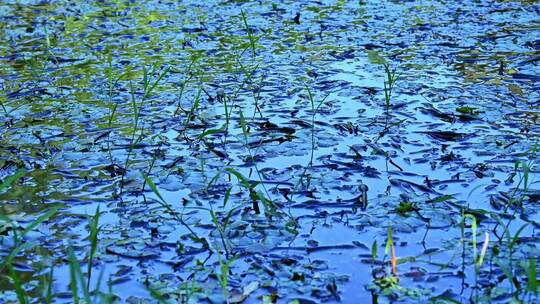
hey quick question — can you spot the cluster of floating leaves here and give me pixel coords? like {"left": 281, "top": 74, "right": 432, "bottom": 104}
{"left": 1, "top": 0, "right": 539, "bottom": 303}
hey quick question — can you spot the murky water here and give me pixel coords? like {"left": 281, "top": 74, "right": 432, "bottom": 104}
{"left": 1, "top": 0, "right": 539, "bottom": 303}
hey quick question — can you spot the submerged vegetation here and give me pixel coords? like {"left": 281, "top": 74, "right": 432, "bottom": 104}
{"left": 1, "top": 0, "right": 540, "bottom": 303}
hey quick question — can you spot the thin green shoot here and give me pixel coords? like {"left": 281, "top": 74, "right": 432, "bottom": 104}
{"left": 204, "top": 170, "right": 222, "bottom": 194}
{"left": 120, "top": 64, "right": 169, "bottom": 193}
{"left": 87, "top": 206, "right": 101, "bottom": 289}
{"left": 240, "top": 10, "right": 256, "bottom": 60}
{"left": 174, "top": 55, "right": 200, "bottom": 117}
{"left": 184, "top": 88, "right": 201, "bottom": 132}
{"left": 382, "top": 63, "right": 398, "bottom": 116}
{"left": 367, "top": 50, "right": 400, "bottom": 131}
{"left": 234, "top": 109, "right": 276, "bottom": 215}
{"left": 147, "top": 285, "right": 169, "bottom": 304}
{"left": 0, "top": 97, "right": 9, "bottom": 116}
{"left": 222, "top": 187, "right": 232, "bottom": 208}
{"left": 208, "top": 205, "right": 236, "bottom": 257}
{"left": 0, "top": 242, "right": 34, "bottom": 273}
{"left": 526, "top": 258, "right": 538, "bottom": 294}
{"left": 216, "top": 251, "right": 237, "bottom": 302}
{"left": 93, "top": 265, "right": 108, "bottom": 303}
{"left": 141, "top": 65, "right": 171, "bottom": 102}
{"left": 0, "top": 205, "right": 59, "bottom": 273}
{"left": 45, "top": 265, "right": 54, "bottom": 303}
{"left": 223, "top": 94, "right": 230, "bottom": 133}
{"left": 197, "top": 129, "right": 224, "bottom": 141}
{"left": 289, "top": 86, "right": 329, "bottom": 200}
{"left": 0, "top": 169, "right": 25, "bottom": 192}
{"left": 142, "top": 173, "right": 202, "bottom": 241}
{"left": 8, "top": 264, "right": 27, "bottom": 304}
{"left": 494, "top": 215, "right": 529, "bottom": 293}
{"left": 463, "top": 214, "right": 477, "bottom": 263}
{"left": 67, "top": 245, "right": 91, "bottom": 304}
{"left": 181, "top": 277, "right": 197, "bottom": 304}
{"left": 22, "top": 207, "right": 58, "bottom": 236}
{"left": 43, "top": 25, "right": 58, "bottom": 65}
{"left": 371, "top": 240, "right": 377, "bottom": 264}
{"left": 385, "top": 226, "right": 393, "bottom": 256}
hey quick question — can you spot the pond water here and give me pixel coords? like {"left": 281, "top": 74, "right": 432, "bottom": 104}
{"left": 1, "top": 0, "right": 539, "bottom": 303}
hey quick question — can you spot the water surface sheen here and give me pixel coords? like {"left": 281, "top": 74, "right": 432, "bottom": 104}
{"left": 0, "top": 0, "right": 539, "bottom": 303}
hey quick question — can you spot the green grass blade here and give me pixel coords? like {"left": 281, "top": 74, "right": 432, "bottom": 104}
{"left": 87, "top": 206, "right": 101, "bottom": 289}
{"left": 67, "top": 246, "right": 91, "bottom": 304}
{"left": 0, "top": 242, "right": 34, "bottom": 273}
{"left": 225, "top": 168, "right": 250, "bottom": 189}
{"left": 142, "top": 173, "right": 166, "bottom": 204}
{"left": 45, "top": 265, "right": 54, "bottom": 303}
{"left": 197, "top": 129, "right": 223, "bottom": 140}
{"left": 0, "top": 169, "right": 25, "bottom": 192}
{"left": 8, "top": 264, "right": 28, "bottom": 304}
{"left": 222, "top": 187, "right": 232, "bottom": 208}
{"left": 371, "top": 240, "right": 377, "bottom": 262}
{"left": 185, "top": 89, "right": 201, "bottom": 129}
{"left": 239, "top": 108, "right": 248, "bottom": 143}
{"left": 527, "top": 258, "right": 538, "bottom": 293}
{"left": 385, "top": 227, "right": 393, "bottom": 256}
{"left": 22, "top": 206, "right": 59, "bottom": 236}
{"left": 240, "top": 10, "right": 256, "bottom": 57}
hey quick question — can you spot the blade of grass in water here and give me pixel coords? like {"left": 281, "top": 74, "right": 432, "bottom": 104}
{"left": 67, "top": 246, "right": 91, "bottom": 304}
{"left": 0, "top": 169, "right": 25, "bottom": 192}
{"left": 371, "top": 240, "right": 377, "bottom": 264}
{"left": 8, "top": 264, "right": 28, "bottom": 304}
{"left": 0, "top": 206, "right": 58, "bottom": 271}
{"left": 463, "top": 214, "right": 477, "bottom": 263}
{"left": 185, "top": 88, "right": 201, "bottom": 131}
{"left": 240, "top": 10, "right": 256, "bottom": 59}
{"left": 385, "top": 227, "right": 393, "bottom": 256}
{"left": 45, "top": 265, "right": 54, "bottom": 304}
{"left": 87, "top": 206, "right": 101, "bottom": 289}
{"left": 0, "top": 242, "right": 34, "bottom": 273}
{"left": 147, "top": 285, "right": 169, "bottom": 304}
{"left": 142, "top": 66, "right": 170, "bottom": 101}
{"left": 142, "top": 173, "right": 202, "bottom": 241}
{"left": 527, "top": 258, "right": 538, "bottom": 293}
{"left": 173, "top": 55, "right": 199, "bottom": 117}
{"left": 68, "top": 248, "right": 79, "bottom": 304}
{"left": 217, "top": 252, "right": 238, "bottom": 301}
{"left": 197, "top": 129, "right": 224, "bottom": 140}
{"left": 22, "top": 206, "right": 59, "bottom": 237}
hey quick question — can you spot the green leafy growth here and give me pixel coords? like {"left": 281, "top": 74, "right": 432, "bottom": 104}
{"left": 185, "top": 88, "right": 201, "bottom": 130}
{"left": 142, "top": 173, "right": 201, "bottom": 240}
{"left": 216, "top": 252, "right": 238, "bottom": 300}
{"left": 240, "top": 10, "right": 256, "bottom": 59}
